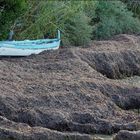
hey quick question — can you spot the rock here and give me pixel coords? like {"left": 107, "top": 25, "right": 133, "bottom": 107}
{"left": 113, "top": 130, "right": 140, "bottom": 140}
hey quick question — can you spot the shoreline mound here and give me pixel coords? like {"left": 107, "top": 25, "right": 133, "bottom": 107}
{"left": 113, "top": 130, "right": 140, "bottom": 140}
{"left": 0, "top": 34, "right": 140, "bottom": 139}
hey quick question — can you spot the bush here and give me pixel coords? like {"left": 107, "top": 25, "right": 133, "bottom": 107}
{"left": 93, "top": 1, "right": 140, "bottom": 39}
{"left": 0, "top": 0, "right": 26, "bottom": 40}
{"left": 14, "top": 1, "right": 96, "bottom": 46}
{"left": 1, "top": 0, "right": 140, "bottom": 45}
{"left": 122, "top": 0, "right": 140, "bottom": 18}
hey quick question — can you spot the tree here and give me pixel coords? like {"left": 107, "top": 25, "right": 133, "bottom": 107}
{"left": 122, "top": 0, "right": 140, "bottom": 18}
{"left": 93, "top": 1, "right": 140, "bottom": 39}
{"left": 14, "top": 0, "right": 95, "bottom": 46}
{"left": 0, "top": 0, "right": 26, "bottom": 40}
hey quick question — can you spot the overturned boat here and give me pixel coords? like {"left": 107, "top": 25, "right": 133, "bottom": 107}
{"left": 0, "top": 30, "right": 61, "bottom": 56}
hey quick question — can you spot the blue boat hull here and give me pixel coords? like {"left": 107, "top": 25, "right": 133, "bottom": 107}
{"left": 0, "top": 40, "right": 60, "bottom": 56}
{"left": 0, "top": 31, "right": 61, "bottom": 56}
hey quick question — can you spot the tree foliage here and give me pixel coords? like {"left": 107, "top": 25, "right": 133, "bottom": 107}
{"left": 93, "top": 1, "right": 140, "bottom": 39}
{"left": 14, "top": 0, "right": 96, "bottom": 46}
{"left": 0, "top": 0, "right": 26, "bottom": 39}
{"left": 122, "top": 0, "right": 140, "bottom": 18}
{"left": 0, "top": 0, "right": 140, "bottom": 46}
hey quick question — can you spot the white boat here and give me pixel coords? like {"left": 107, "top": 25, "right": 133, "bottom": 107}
{"left": 0, "top": 30, "right": 61, "bottom": 56}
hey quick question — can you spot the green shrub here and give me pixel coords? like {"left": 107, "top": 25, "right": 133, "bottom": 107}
{"left": 93, "top": 1, "right": 140, "bottom": 40}
{"left": 0, "top": 0, "right": 26, "bottom": 40}
{"left": 122, "top": 0, "right": 140, "bottom": 18}
{"left": 15, "top": 1, "right": 95, "bottom": 46}
{"left": 1, "top": 0, "right": 140, "bottom": 45}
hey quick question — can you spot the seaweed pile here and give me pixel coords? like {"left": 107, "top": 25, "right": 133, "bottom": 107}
{"left": 0, "top": 34, "right": 139, "bottom": 140}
